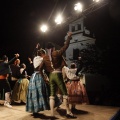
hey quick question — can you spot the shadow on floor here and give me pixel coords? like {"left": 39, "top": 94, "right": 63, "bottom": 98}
{"left": 56, "top": 107, "right": 89, "bottom": 116}
{"left": 11, "top": 102, "right": 26, "bottom": 106}
{"left": 31, "top": 113, "right": 59, "bottom": 120}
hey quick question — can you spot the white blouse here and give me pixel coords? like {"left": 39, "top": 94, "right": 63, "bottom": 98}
{"left": 63, "top": 66, "right": 78, "bottom": 80}
{"left": 33, "top": 56, "right": 43, "bottom": 68}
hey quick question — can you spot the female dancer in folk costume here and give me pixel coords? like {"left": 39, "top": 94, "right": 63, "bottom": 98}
{"left": 26, "top": 49, "right": 50, "bottom": 115}
{"left": 12, "top": 63, "right": 29, "bottom": 104}
{"left": 62, "top": 63, "right": 89, "bottom": 111}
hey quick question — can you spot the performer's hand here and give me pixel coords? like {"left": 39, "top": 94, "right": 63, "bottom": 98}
{"left": 28, "top": 57, "right": 32, "bottom": 63}
{"left": 67, "top": 31, "right": 72, "bottom": 37}
{"left": 28, "top": 57, "right": 31, "bottom": 61}
{"left": 36, "top": 43, "right": 40, "bottom": 49}
{"left": 15, "top": 53, "right": 19, "bottom": 58}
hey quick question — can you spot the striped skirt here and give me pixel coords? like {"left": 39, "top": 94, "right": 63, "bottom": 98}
{"left": 26, "top": 72, "right": 50, "bottom": 113}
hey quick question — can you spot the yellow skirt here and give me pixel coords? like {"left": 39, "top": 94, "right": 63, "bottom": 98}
{"left": 12, "top": 78, "right": 29, "bottom": 103}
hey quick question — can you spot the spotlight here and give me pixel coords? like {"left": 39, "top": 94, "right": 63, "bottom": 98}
{"left": 40, "top": 24, "right": 48, "bottom": 32}
{"left": 55, "top": 14, "right": 63, "bottom": 24}
{"left": 74, "top": 3, "right": 83, "bottom": 12}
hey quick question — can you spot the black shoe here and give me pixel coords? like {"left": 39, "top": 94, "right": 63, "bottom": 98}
{"left": 66, "top": 113, "right": 77, "bottom": 119}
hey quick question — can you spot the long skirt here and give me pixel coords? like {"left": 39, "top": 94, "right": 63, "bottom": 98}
{"left": 12, "top": 78, "right": 29, "bottom": 103}
{"left": 66, "top": 79, "right": 89, "bottom": 104}
{"left": 26, "top": 72, "right": 50, "bottom": 113}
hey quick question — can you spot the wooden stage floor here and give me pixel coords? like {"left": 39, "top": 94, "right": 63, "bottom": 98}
{"left": 0, "top": 100, "right": 120, "bottom": 120}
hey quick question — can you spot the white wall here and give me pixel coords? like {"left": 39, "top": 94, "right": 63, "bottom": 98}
{"left": 65, "top": 17, "right": 95, "bottom": 67}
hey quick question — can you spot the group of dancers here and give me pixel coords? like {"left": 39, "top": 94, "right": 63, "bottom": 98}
{"left": 0, "top": 31, "right": 89, "bottom": 119}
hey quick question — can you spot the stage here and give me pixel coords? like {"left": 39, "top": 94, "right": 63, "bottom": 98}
{"left": 0, "top": 100, "right": 119, "bottom": 120}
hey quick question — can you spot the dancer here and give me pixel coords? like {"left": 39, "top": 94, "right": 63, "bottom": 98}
{"left": 26, "top": 46, "right": 50, "bottom": 115}
{"left": 40, "top": 32, "right": 76, "bottom": 118}
{"left": 12, "top": 63, "right": 29, "bottom": 104}
{"left": 0, "top": 53, "right": 19, "bottom": 108}
{"left": 9, "top": 59, "right": 21, "bottom": 90}
{"left": 63, "top": 63, "right": 89, "bottom": 111}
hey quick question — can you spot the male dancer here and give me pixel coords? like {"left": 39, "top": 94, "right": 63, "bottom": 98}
{"left": 40, "top": 32, "right": 76, "bottom": 118}
{"left": 0, "top": 53, "right": 19, "bottom": 107}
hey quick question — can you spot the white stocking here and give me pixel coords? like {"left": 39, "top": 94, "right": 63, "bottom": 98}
{"left": 5, "top": 92, "right": 11, "bottom": 103}
{"left": 63, "top": 95, "right": 72, "bottom": 114}
{"left": 49, "top": 96, "right": 55, "bottom": 116}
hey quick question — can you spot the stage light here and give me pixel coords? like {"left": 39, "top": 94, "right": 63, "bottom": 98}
{"left": 55, "top": 14, "right": 63, "bottom": 24}
{"left": 74, "top": 3, "right": 83, "bottom": 12}
{"left": 40, "top": 24, "right": 48, "bottom": 32}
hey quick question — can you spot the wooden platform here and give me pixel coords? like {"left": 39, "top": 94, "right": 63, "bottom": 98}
{"left": 0, "top": 100, "right": 119, "bottom": 120}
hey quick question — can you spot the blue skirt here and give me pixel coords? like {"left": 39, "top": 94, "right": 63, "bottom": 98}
{"left": 26, "top": 72, "right": 50, "bottom": 113}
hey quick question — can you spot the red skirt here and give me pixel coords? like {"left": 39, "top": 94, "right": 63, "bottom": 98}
{"left": 66, "top": 80, "right": 89, "bottom": 104}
